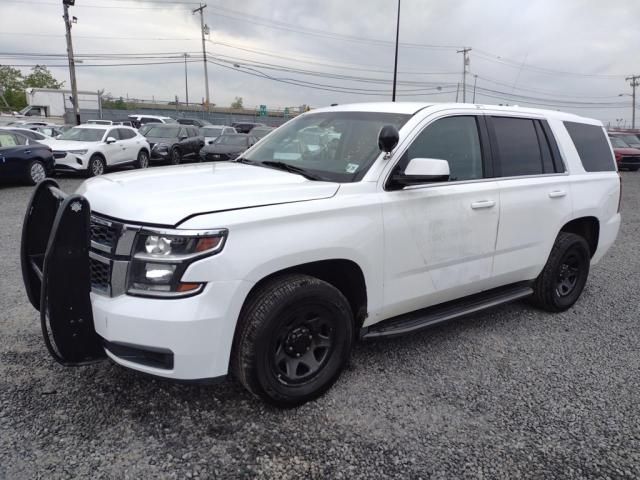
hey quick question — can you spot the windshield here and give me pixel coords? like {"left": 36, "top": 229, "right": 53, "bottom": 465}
{"left": 610, "top": 137, "right": 629, "bottom": 148}
{"left": 202, "top": 127, "right": 223, "bottom": 137}
{"left": 145, "top": 126, "right": 180, "bottom": 137}
{"left": 58, "top": 127, "right": 106, "bottom": 142}
{"left": 214, "top": 135, "right": 247, "bottom": 146}
{"left": 242, "top": 111, "right": 410, "bottom": 182}
{"left": 621, "top": 134, "right": 640, "bottom": 145}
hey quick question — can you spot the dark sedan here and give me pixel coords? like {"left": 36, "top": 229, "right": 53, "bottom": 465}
{"left": 199, "top": 134, "right": 257, "bottom": 162}
{"left": 143, "top": 124, "right": 204, "bottom": 165}
{"left": 231, "top": 122, "right": 266, "bottom": 134}
{"left": 0, "top": 131, "right": 54, "bottom": 185}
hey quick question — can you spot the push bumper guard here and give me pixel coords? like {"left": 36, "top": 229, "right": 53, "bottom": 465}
{"left": 20, "top": 179, "right": 106, "bottom": 365}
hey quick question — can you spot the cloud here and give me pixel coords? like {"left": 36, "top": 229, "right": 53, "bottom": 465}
{"left": 1, "top": 0, "right": 639, "bottom": 124}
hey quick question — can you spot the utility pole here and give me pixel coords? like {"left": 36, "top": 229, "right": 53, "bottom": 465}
{"left": 455, "top": 83, "right": 460, "bottom": 102}
{"left": 183, "top": 53, "right": 189, "bottom": 108}
{"left": 193, "top": 4, "right": 210, "bottom": 111}
{"left": 62, "top": 0, "right": 80, "bottom": 125}
{"left": 456, "top": 47, "right": 471, "bottom": 103}
{"left": 472, "top": 74, "right": 478, "bottom": 103}
{"left": 391, "top": 0, "right": 400, "bottom": 102}
{"left": 625, "top": 75, "right": 640, "bottom": 129}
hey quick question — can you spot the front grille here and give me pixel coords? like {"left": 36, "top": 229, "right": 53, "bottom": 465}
{"left": 89, "top": 258, "right": 111, "bottom": 292}
{"left": 53, "top": 151, "right": 66, "bottom": 159}
{"left": 206, "top": 152, "right": 228, "bottom": 161}
{"left": 90, "top": 216, "right": 119, "bottom": 252}
{"left": 620, "top": 156, "right": 640, "bottom": 164}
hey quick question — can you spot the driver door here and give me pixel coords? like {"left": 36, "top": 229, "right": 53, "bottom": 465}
{"left": 380, "top": 114, "right": 500, "bottom": 318}
{"left": 102, "top": 128, "right": 124, "bottom": 165}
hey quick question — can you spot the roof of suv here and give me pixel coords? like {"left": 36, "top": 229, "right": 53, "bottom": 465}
{"left": 310, "top": 102, "right": 598, "bottom": 124}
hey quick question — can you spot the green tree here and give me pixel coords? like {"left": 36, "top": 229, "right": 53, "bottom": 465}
{"left": 24, "top": 65, "right": 64, "bottom": 89}
{"left": 231, "top": 96, "right": 243, "bottom": 109}
{"left": 0, "top": 65, "right": 26, "bottom": 110}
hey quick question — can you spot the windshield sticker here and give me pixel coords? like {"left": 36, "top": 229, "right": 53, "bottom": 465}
{"left": 345, "top": 163, "right": 359, "bottom": 173}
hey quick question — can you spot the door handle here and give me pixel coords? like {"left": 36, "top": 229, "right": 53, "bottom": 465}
{"left": 24, "top": 150, "right": 31, "bottom": 154}
{"left": 548, "top": 190, "right": 567, "bottom": 198}
{"left": 471, "top": 200, "right": 496, "bottom": 209}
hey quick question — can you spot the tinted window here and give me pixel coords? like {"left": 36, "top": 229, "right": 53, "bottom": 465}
{"left": 118, "top": 128, "right": 136, "bottom": 140}
{"left": 58, "top": 128, "right": 106, "bottom": 142}
{"left": 609, "top": 137, "right": 628, "bottom": 148}
{"left": 492, "top": 117, "right": 543, "bottom": 176}
{"left": 141, "top": 117, "right": 161, "bottom": 124}
{"left": 564, "top": 122, "right": 615, "bottom": 172}
{"left": 188, "top": 127, "right": 199, "bottom": 137}
{"left": 146, "top": 126, "right": 180, "bottom": 137}
{"left": 401, "top": 116, "right": 483, "bottom": 181}
{"left": 107, "top": 129, "right": 121, "bottom": 140}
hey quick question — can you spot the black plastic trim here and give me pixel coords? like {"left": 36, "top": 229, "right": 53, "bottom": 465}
{"left": 103, "top": 339, "right": 174, "bottom": 370}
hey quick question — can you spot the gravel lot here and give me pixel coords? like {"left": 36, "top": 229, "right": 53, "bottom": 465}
{"left": 1, "top": 172, "right": 639, "bottom": 479}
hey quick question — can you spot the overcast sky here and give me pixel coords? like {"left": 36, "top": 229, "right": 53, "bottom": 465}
{"left": 1, "top": 0, "right": 639, "bottom": 125}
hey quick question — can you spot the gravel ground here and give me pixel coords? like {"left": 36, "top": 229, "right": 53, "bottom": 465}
{"left": 0, "top": 172, "right": 639, "bottom": 479}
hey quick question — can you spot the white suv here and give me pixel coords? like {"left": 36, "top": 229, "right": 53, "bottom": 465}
{"left": 52, "top": 124, "right": 150, "bottom": 176}
{"left": 21, "top": 102, "right": 621, "bottom": 407}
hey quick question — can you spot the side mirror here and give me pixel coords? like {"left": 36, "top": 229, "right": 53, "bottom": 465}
{"left": 378, "top": 125, "right": 399, "bottom": 153}
{"left": 105, "top": 136, "right": 117, "bottom": 144}
{"left": 390, "top": 158, "right": 450, "bottom": 188}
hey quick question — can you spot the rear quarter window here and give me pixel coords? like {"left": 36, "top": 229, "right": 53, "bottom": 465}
{"left": 563, "top": 121, "right": 615, "bottom": 172}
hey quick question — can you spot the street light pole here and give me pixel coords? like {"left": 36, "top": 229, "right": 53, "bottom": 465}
{"left": 456, "top": 47, "right": 471, "bottom": 103}
{"left": 62, "top": 0, "right": 80, "bottom": 125}
{"left": 391, "top": 0, "right": 400, "bottom": 102}
{"left": 183, "top": 53, "right": 189, "bottom": 108}
{"left": 193, "top": 4, "right": 210, "bottom": 110}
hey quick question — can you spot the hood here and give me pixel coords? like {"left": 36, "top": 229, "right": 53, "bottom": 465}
{"left": 76, "top": 162, "right": 339, "bottom": 226}
{"left": 613, "top": 147, "right": 640, "bottom": 155}
{"left": 50, "top": 140, "right": 97, "bottom": 151}
{"left": 201, "top": 143, "right": 245, "bottom": 154}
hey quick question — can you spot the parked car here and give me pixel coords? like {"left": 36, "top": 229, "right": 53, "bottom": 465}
{"left": 0, "top": 130, "right": 54, "bottom": 184}
{"left": 199, "top": 133, "right": 257, "bottom": 161}
{"left": 231, "top": 121, "right": 266, "bottom": 133}
{"left": 608, "top": 132, "right": 640, "bottom": 149}
{"left": 52, "top": 125, "right": 150, "bottom": 176}
{"left": 0, "top": 127, "right": 57, "bottom": 146}
{"left": 608, "top": 135, "right": 640, "bottom": 171}
{"left": 33, "top": 125, "right": 64, "bottom": 138}
{"left": 200, "top": 125, "right": 237, "bottom": 144}
{"left": 20, "top": 103, "right": 621, "bottom": 407}
{"left": 128, "top": 115, "right": 177, "bottom": 127}
{"left": 249, "top": 125, "right": 275, "bottom": 139}
{"left": 143, "top": 124, "right": 203, "bottom": 164}
{"left": 177, "top": 118, "right": 211, "bottom": 127}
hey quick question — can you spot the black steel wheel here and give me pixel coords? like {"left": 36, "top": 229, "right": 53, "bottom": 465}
{"left": 232, "top": 274, "right": 353, "bottom": 407}
{"left": 531, "top": 232, "right": 590, "bottom": 312}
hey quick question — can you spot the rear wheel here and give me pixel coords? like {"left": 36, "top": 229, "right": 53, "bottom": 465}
{"left": 530, "top": 232, "right": 591, "bottom": 312}
{"left": 232, "top": 274, "right": 354, "bottom": 407}
{"left": 87, "top": 155, "right": 105, "bottom": 177}
{"left": 136, "top": 150, "right": 149, "bottom": 169}
{"left": 26, "top": 160, "right": 46, "bottom": 185}
{"left": 170, "top": 147, "right": 181, "bottom": 165}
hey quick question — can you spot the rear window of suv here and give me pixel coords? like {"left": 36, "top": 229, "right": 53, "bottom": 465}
{"left": 564, "top": 121, "right": 615, "bottom": 172}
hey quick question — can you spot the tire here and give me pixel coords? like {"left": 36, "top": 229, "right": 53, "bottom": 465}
{"left": 87, "top": 155, "right": 105, "bottom": 177}
{"left": 136, "top": 149, "right": 149, "bottom": 169}
{"left": 170, "top": 147, "right": 182, "bottom": 165}
{"left": 530, "top": 232, "right": 591, "bottom": 312}
{"left": 232, "top": 274, "right": 354, "bottom": 407}
{"left": 26, "top": 160, "right": 46, "bottom": 185}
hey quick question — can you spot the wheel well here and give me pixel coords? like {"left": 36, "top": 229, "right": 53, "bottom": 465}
{"left": 90, "top": 152, "right": 105, "bottom": 162}
{"left": 560, "top": 217, "right": 599, "bottom": 257}
{"left": 243, "top": 260, "right": 368, "bottom": 328}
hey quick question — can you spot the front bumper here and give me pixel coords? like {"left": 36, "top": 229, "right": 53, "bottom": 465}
{"left": 92, "top": 280, "right": 252, "bottom": 380}
{"left": 53, "top": 151, "right": 89, "bottom": 172}
{"left": 150, "top": 149, "right": 170, "bottom": 161}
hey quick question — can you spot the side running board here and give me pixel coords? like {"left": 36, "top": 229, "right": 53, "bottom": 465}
{"left": 361, "top": 283, "right": 533, "bottom": 340}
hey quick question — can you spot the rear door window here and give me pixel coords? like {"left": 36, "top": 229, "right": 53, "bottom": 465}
{"left": 563, "top": 121, "right": 615, "bottom": 172}
{"left": 0, "top": 133, "right": 18, "bottom": 147}
{"left": 490, "top": 117, "right": 544, "bottom": 176}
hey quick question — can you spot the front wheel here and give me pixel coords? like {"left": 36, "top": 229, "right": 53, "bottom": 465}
{"left": 87, "top": 155, "right": 106, "bottom": 177}
{"left": 136, "top": 149, "right": 149, "bottom": 169}
{"left": 530, "top": 232, "right": 591, "bottom": 312}
{"left": 232, "top": 274, "right": 354, "bottom": 407}
{"left": 170, "top": 147, "right": 182, "bottom": 165}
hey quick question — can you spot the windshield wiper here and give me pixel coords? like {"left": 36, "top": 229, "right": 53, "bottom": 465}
{"left": 259, "top": 161, "right": 324, "bottom": 181}
{"left": 234, "top": 157, "right": 256, "bottom": 164}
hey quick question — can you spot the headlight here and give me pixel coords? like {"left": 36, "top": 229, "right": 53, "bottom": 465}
{"left": 68, "top": 149, "right": 88, "bottom": 155}
{"left": 154, "top": 143, "right": 169, "bottom": 152}
{"left": 128, "top": 229, "right": 227, "bottom": 298}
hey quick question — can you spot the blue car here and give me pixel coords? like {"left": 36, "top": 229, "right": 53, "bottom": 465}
{"left": 0, "top": 131, "right": 54, "bottom": 185}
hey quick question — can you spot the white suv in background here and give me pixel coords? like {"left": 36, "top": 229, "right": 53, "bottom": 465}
{"left": 52, "top": 124, "right": 150, "bottom": 176}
